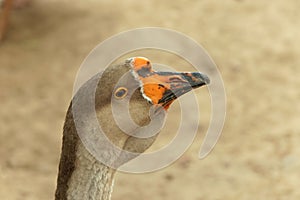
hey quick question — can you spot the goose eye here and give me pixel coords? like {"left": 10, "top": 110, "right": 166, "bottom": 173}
{"left": 114, "top": 87, "right": 128, "bottom": 99}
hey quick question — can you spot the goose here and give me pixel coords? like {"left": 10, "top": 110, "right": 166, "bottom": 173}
{"left": 55, "top": 57, "right": 210, "bottom": 200}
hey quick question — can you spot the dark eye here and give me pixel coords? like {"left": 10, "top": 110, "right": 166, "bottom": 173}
{"left": 114, "top": 87, "right": 128, "bottom": 99}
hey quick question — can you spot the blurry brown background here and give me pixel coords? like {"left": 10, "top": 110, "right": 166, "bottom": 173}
{"left": 1, "top": 0, "right": 300, "bottom": 199}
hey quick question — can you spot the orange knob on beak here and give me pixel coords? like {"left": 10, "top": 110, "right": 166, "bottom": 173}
{"left": 128, "top": 57, "right": 210, "bottom": 109}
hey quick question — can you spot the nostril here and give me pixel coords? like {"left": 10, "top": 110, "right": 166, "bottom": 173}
{"left": 169, "top": 77, "right": 184, "bottom": 82}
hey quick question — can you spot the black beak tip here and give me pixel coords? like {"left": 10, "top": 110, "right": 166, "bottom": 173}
{"left": 191, "top": 72, "right": 210, "bottom": 85}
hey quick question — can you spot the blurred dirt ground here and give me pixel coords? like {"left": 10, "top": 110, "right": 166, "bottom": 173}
{"left": 1, "top": 0, "right": 300, "bottom": 199}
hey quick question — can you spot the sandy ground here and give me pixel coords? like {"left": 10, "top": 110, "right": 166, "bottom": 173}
{"left": 1, "top": 0, "right": 300, "bottom": 199}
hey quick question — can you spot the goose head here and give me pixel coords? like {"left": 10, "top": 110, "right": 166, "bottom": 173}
{"left": 75, "top": 57, "right": 210, "bottom": 167}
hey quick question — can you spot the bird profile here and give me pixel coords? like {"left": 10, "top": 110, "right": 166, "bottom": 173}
{"left": 55, "top": 57, "right": 210, "bottom": 200}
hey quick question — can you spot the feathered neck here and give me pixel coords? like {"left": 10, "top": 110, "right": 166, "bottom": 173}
{"left": 55, "top": 104, "right": 115, "bottom": 200}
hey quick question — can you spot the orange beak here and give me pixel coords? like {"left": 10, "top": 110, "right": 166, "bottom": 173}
{"left": 129, "top": 57, "right": 210, "bottom": 109}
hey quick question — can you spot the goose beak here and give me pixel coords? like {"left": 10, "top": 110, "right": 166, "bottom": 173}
{"left": 152, "top": 71, "right": 210, "bottom": 109}
{"left": 129, "top": 57, "right": 210, "bottom": 109}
